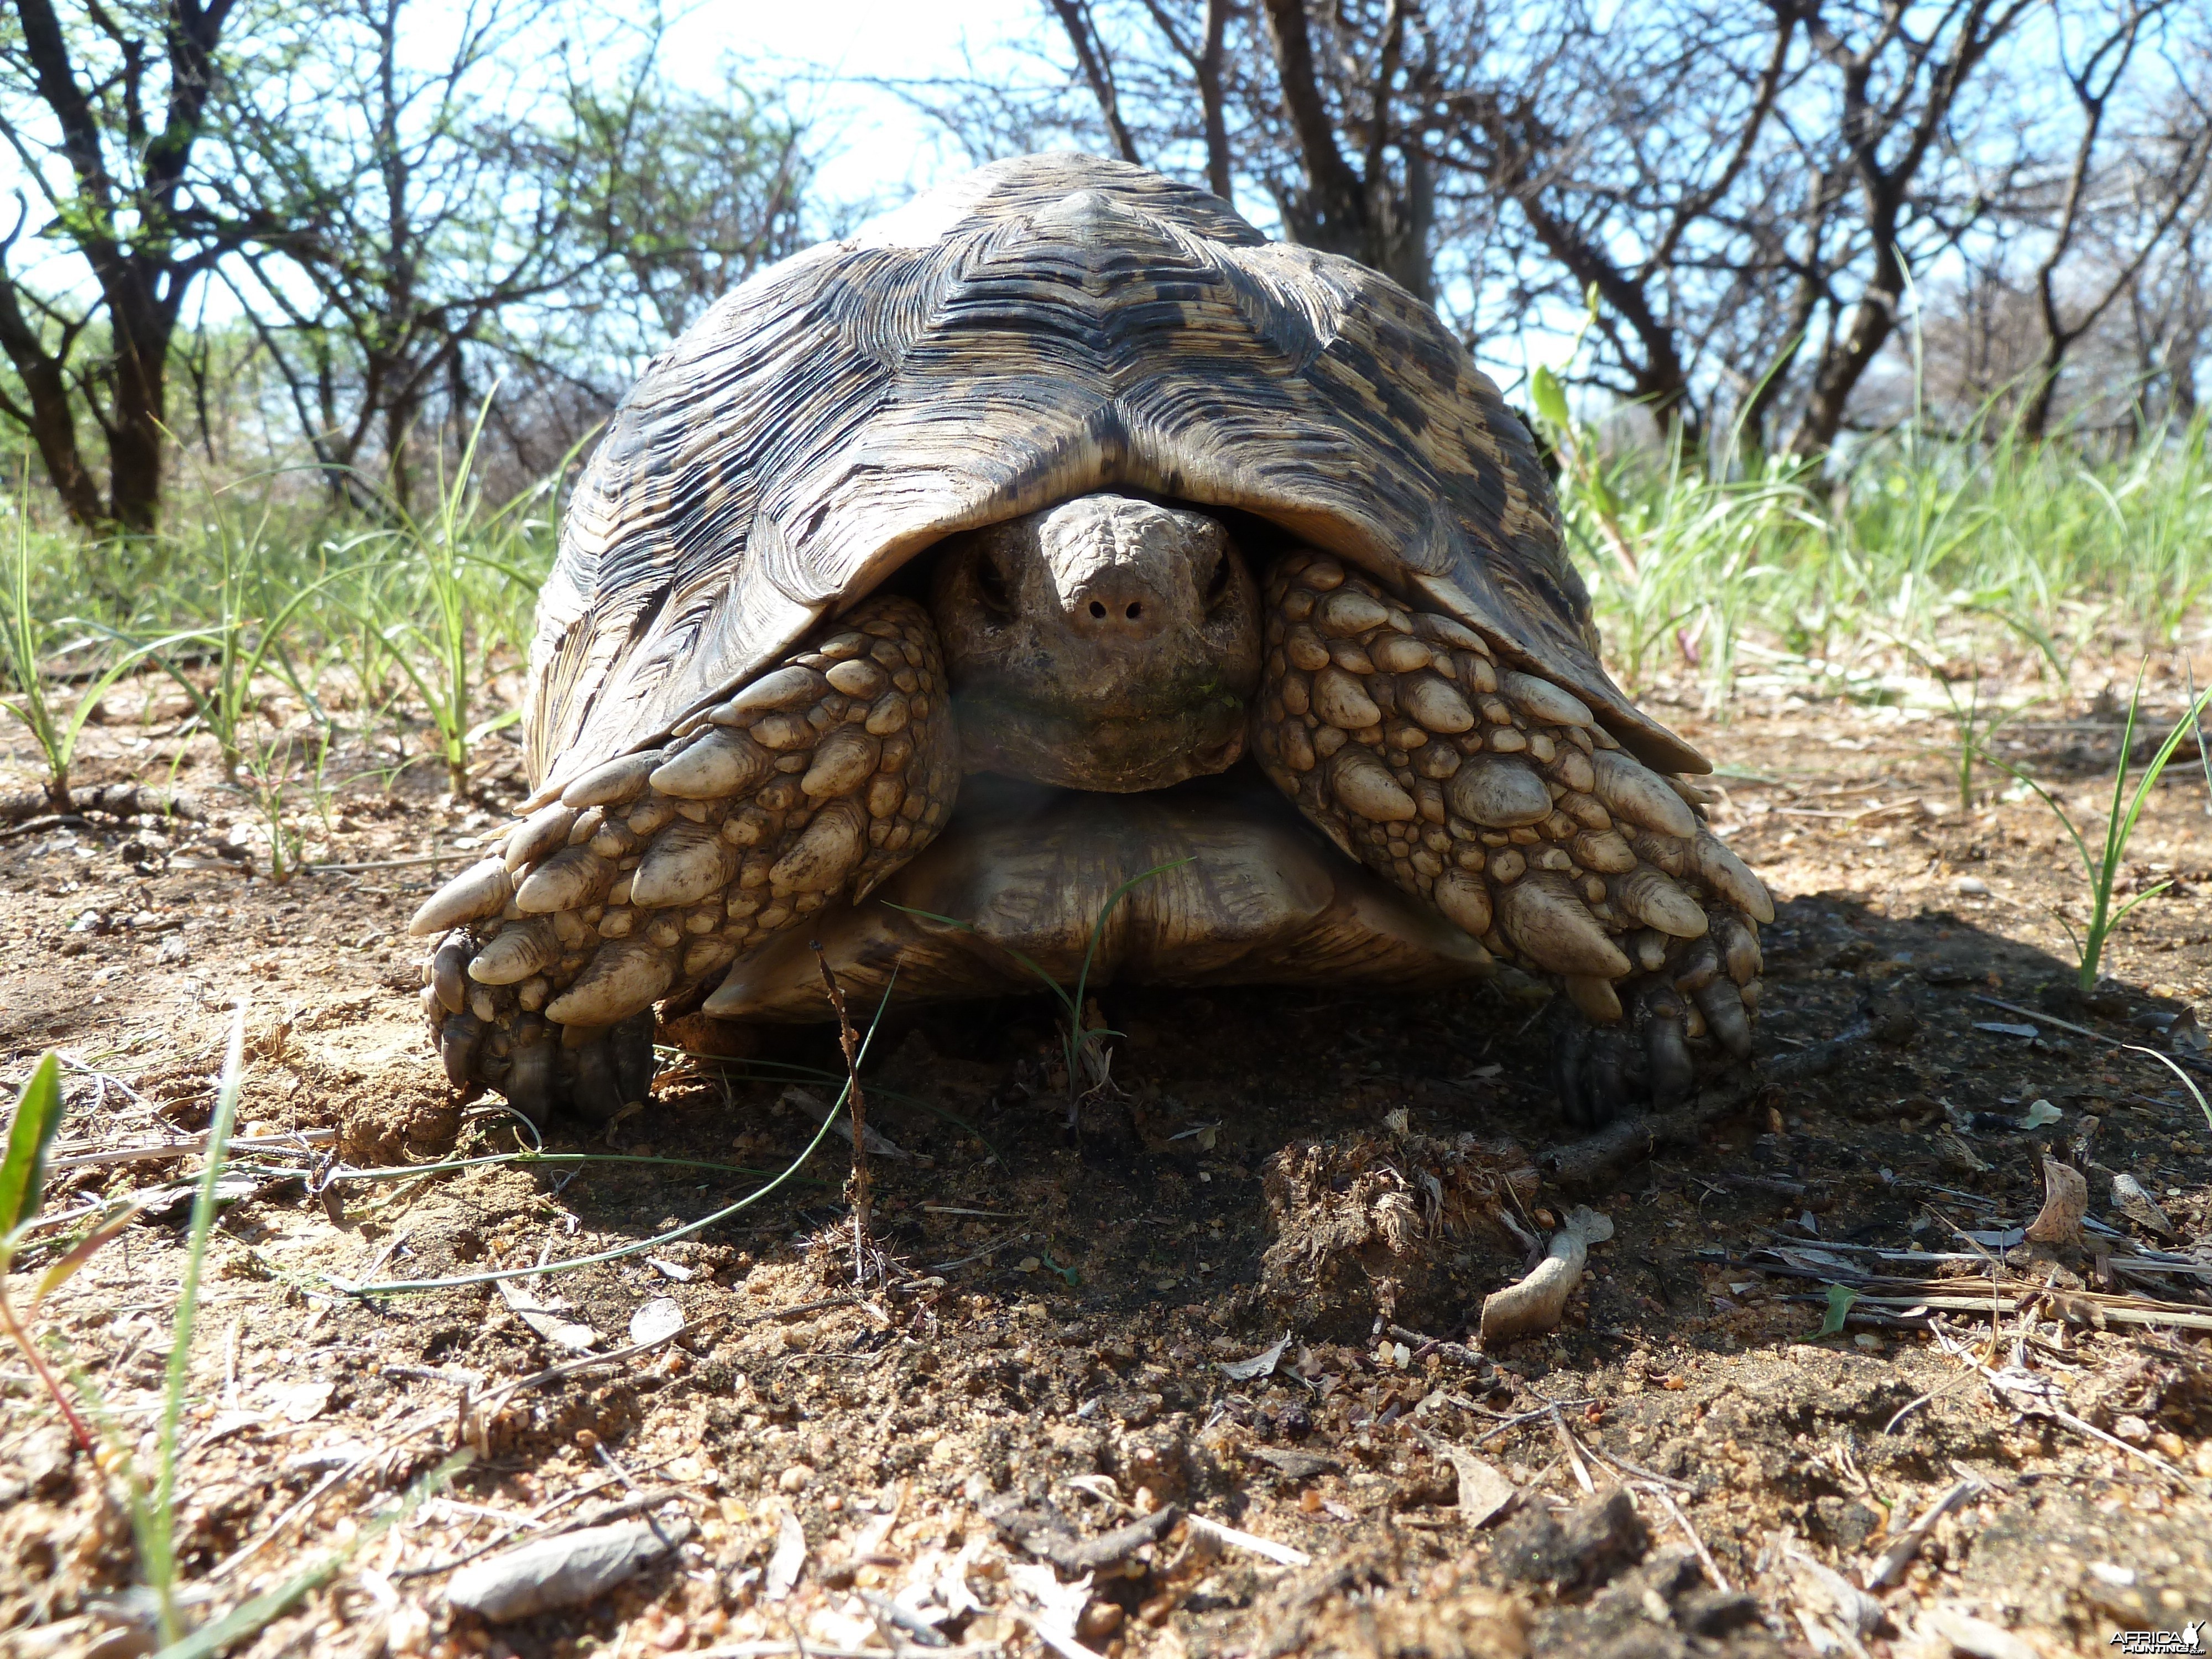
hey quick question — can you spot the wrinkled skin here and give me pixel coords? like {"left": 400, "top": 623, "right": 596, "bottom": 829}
{"left": 931, "top": 494, "right": 1261, "bottom": 791}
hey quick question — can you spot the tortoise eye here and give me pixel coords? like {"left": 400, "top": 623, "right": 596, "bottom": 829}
{"left": 974, "top": 551, "right": 1014, "bottom": 619}
{"left": 1202, "top": 551, "right": 1234, "bottom": 614}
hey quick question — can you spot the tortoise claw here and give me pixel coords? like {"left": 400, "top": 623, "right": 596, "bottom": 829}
{"left": 1550, "top": 1009, "right": 1638, "bottom": 1128}
{"left": 505, "top": 1018, "right": 557, "bottom": 1128}
{"left": 1547, "top": 911, "right": 1757, "bottom": 1125}
{"left": 1693, "top": 975, "right": 1755, "bottom": 1059}
{"left": 612, "top": 1012, "right": 658, "bottom": 1105}
{"left": 438, "top": 1010, "right": 484, "bottom": 1087}
{"left": 1640, "top": 996, "right": 1696, "bottom": 1108}
{"left": 570, "top": 1030, "right": 625, "bottom": 1125}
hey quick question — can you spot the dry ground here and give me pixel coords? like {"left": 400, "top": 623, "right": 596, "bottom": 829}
{"left": 2, "top": 650, "right": 2210, "bottom": 1659}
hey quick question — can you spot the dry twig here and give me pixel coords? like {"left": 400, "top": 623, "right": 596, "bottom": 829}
{"left": 813, "top": 942, "right": 874, "bottom": 1287}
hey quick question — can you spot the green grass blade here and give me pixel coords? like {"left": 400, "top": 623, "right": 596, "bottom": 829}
{"left": 148, "top": 1006, "right": 247, "bottom": 1642}
{"left": 0, "top": 1052, "right": 64, "bottom": 1241}
{"left": 150, "top": 1448, "right": 474, "bottom": 1659}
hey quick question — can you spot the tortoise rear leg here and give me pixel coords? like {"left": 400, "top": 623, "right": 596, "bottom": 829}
{"left": 1249, "top": 551, "right": 1773, "bottom": 1125}
{"left": 410, "top": 594, "right": 959, "bottom": 1125}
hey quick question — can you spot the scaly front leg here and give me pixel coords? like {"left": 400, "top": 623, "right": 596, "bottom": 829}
{"left": 408, "top": 594, "right": 959, "bottom": 1124}
{"left": 1249, "top": 552, "right": 1773, "bottom": 1125}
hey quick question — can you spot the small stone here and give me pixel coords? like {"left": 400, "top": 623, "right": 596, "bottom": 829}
{"left": 19, "top": 1427, "right": 74, "bottom": 1498}
{"left": 1953, "top": 876, "right": 1990, "bottom": 896}
{"left": 779, "top": 1463, "right": 815, "bottom": 1494}
{"left": 1078, "top": 1603, "right": 1125, "bottom": 1640}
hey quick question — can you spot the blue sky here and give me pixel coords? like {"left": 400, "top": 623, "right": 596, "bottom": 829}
{"left": 655, "top": 0, "right": 1048, "bottom": 209}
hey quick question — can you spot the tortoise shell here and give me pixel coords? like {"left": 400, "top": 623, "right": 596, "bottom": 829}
{"left": 525, "top": 152, "right": 1705, "bottom": 804}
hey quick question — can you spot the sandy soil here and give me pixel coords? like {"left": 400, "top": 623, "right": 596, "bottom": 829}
{"left": 2, "top": 651, "right": 2209, "bottom": 1659}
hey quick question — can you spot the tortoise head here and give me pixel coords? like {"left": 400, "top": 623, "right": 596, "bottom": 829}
{"left": 928, "top": 492, "right": 1262, "bottom": 791}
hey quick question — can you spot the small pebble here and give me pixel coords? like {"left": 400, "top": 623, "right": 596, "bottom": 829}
{"left": 778, "top": 1463, "right": 814, "bottom": 1494}
{"left": 1953, "top": 876, "right": 1990, "bottom": 896}
{"left": 1078, "top": 1602, "right": 1125, "bottom": 1640}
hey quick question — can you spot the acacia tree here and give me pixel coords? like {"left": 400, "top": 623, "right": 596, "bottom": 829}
{"left": 2013, "top": 2, "right": 2211, "bottom": 437}
{"left": 213, "top": 0, "right": 612, "bottom": 509}
{"left": 0, "top": 0, "right": 274, "bottom": 529}
{"left": 215, "top": 0, "right": 818, "bottom": 509}
{"left": 904, "top": 0, "right": 2142, "bottom": 457}
{"left": 1772, "top": 0, "right": 2043, "bottom": 452}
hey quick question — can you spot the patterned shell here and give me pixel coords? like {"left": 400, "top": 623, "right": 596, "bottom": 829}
{"left": 525, "top": 153, "right": 1706, "bottom": 804}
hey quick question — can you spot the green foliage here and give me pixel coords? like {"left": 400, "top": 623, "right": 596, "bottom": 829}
{"left": 2, "top": 481, "right": 188, "bottom": 810}
{"left": 0, "top": 1052, "right": 102, "bottom": 1456}
{"left": 357, "top": 397, "right": 560, "bottom": 796}
{"left": 1814, "top": 1282, "right": 1859, "bottom": 1338}
{"left": 141, "top": 1010, "right": 248, "bottom": 1644}
{"left": 0, "top": 1052, "right": 63, "bottom": 1244}
{"left": 1988, "top": 672, "right": 2212, "bottom": 993}
{"left": 1551, "top": 413, "right": 2212, "bottom": 712}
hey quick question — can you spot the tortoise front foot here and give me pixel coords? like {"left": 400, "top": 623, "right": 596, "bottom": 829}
{"left": 418, "top": 936, "right": 655, "bottom": 1126}
{"left": 1548, "top": 920, "right": 1761, "bottom": 1124}
{"left": 409, "top": 593, "right": 958, "bottom": 1125}
{"left": 1249, "top": 552, "right": 1772, "bottom": 1126}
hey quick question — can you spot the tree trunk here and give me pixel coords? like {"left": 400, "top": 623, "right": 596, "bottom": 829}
{"left": 1790, "top": 200, "right": 1905, "bottom": 456}
{"left": 1196, "top": 0, "right": 1232, "bottom": 202}
{"left": 104, "top": 324, "right": 170, "bottom": 533}
{"left": 0, "top": 299, "right": 106, "bottom": 528}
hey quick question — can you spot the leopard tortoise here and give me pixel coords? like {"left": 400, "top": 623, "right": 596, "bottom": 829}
{"left": 408, "top": 153, "right": 1772, "bottom": 1129}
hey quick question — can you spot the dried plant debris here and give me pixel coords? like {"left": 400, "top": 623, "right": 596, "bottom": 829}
{"left": 1257, "top": 1129, "right": 1537, "bottom": 1335}
{"left": 984, "top": 1496, "right": 1180, "bottom": 1575}
{"left": 446, "top": 1517, "right": 691, "bottom": 1621}
{"left": 2022, "top": 1156, "right": 2088, "bottom": 1245}
{"left": 1480, "top": 1204, "right": 1615, "bottom": 1346}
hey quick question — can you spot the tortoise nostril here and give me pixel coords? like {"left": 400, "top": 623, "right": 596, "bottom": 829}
{"left": 1074, "top": 580, "right": 1165, "bottom": 635}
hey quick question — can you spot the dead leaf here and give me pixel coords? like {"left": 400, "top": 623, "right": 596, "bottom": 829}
{"left": 272, "top": 1381, "right": 333, "bottom": 1424}
{"left": 1217, "top": 1332, "right": 1290, "bottom": 1381}
{"left": 2024, "top": 1158, "right": 2086, "bottom": 1245}
{"left": 629, "top": 1297, "right": 685, "bottom": 1347}
{"left": 446, "top": 1519, "right": 688, "bottom": 1623}
{"left": 497, "top": 1277, "right": 599, "bottom": 1352}
{"left": 2110, "top": 1172, "right": 2177, "bottom": 1238}
{"left": 766, "top": 1504, "right": 806, "bottom": 1602}
{"left": 1418, "top": 1434, "right": 1518, "bottom": 1526}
